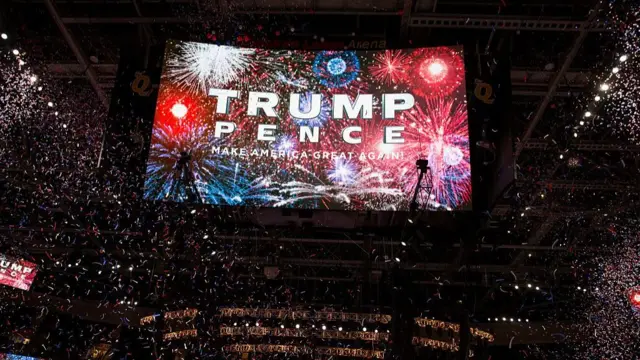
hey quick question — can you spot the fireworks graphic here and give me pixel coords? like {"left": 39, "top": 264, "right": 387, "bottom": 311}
{"left": 407, "top": 47, "right": 465, "bottom": 99}
{"left": 166, "top": 41, "right": 255, "bottom": 94}
{"left": 145, "top": 42, "right": 471, "bottom": 211}
{"left": 402, "top": 100, "right": 471, "bottom": 208}
{"left": 290, "top": 92, "right": 332, "bottom": 127}
{"left": 369, "top": 50, "right": 410, "bottom": 85}
{"left": 244, "top": 49, "right": 298, "bottom": 91}
{"left": 327, "top": 158, "right": 357, "bottom": 184}
{"left": 273, "top": 165, "right": 403, "bottom": 210}
{"left": 312, "top": 51, "right": 361, "bottom": 89}
{"left": 144, "top": 122, "right": 232, "bottom": 202}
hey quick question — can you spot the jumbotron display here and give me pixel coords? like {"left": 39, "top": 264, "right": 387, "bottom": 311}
{"left": 143, "top": 40, "right": 471, "bottom": 211}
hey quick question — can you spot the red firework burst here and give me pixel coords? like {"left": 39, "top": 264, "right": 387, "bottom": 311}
{"left": 394, "top": 99, "right": 471, "bottom": 208}
{"left": 154, "top": 83, "right": 211, "bottom": 136}
{"left": 629, "top": 287, "right": 640, "bottom": 308}
{"left": 407, "top": 47, "right": 465, "bottom": 99}
{"left": 368, "top": 50, "right": 411, "bottom": 85}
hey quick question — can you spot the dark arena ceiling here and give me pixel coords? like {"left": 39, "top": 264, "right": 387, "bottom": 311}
{"left": 0, "top": 0, "right": 639, "bottom": 359}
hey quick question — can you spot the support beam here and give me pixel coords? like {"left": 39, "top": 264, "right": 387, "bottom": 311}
{"left": 510, "top": 214, "right": 560, "bottom": 265}
{"left": 522, "top": 139, "right": 640, "bottom": 152}
{"left": 43, "top": 0, "right": 109, "bottom": 110}
{"left": 237, "top": 256, "right": 571, "bottom": 274}
{"left": 514, "top": 3, "right": 602, "bottom": 161}
{"left": 409, "top": 14, "right": 608, "bottom": 32}
{"left": 521, "top": 180, "right": 638, "bottom": 191}
{"left": 399, "top": 0, "right": 415, "bottom": 42}
{"left": 57, "top": 14, "right": 608, "bottom": 32}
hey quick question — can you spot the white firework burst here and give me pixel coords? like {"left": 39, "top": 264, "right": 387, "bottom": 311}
{"left": 166, "top": 41, "right": 255, "bottom": 94}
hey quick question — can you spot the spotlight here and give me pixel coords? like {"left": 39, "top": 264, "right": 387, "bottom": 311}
{"left": 620, "top": 54, "right": 628, "bottom": 62}
{"left": 401, "top": 241, "right": 407, "bottom": 246}
{"left": 338, "top": 327, "right": 343, "bottom": 331}
{"left": 12, "top": 49, "right": 19, "bottom": 55}
{"left": 559, "top": 154, "right": 564, "bottom": 159}
{"left": 612, "top": 67, "right": 620, "bottom": 73}
{"left": 233, "top": 322, "right": 237, "bottom": 326}
{"left": 322, "top": 325, "right": 327, "bottom": 330}
{"left": 375, "top": 329, "right": 378, "bottom": 333}
{"left": 280, "top": 324, "right": 284, "bottom": 329}
{"left": 518, "top": 318, "right": 521, "bottom": 322}
{"left": 29, "top": 76, "right": 37, "bottom": 83}
{"left": 502, "top": 317, "right": 506, "bottom": 321}
{"left": 514, "top": 285, "right": 519, "bottom": 289}
{"left": 363, "top": 327, "right": 367, "bottom": 331}
{"left": 1, "top": 33, "right": 7, "bottom": 40}
{"left": 573, "top": 133, "right": 578, "bottom": 138}
{"left": 47, "top": 102, "right": 54, "bottom": 107}
{"left": 256, "top": 321, "right": 260, "bottom": 327}
{"left": 535, "top": 286, "right": 540, "bottom": 290}
{"left": 527, "top": 284, "right": 532, "bottom": 288}
{"left": 394, "top": 257, "right": 400, "bottom": 262}
{"left": 510, "top": 318, "right": 514, "bottom": 322}
{"left": 580, "top": 121, "right": 584, "bottom": 126}
{"left": 526, "top": 319, "right": 529, "bottom": 323}
{"left": 600, "top": 83, "right": 610, "bottom": 91}
{"left": 295, "top": 324, "right": 300, "bottom": 329}
{"left": 595, "top": 95, "right": 601, "bottom": 101}
{"left": 584, "top": 111, "right": 592, "bottom": 117}
{"left": 171, "top": 103, "right": 188, "bottom": 118}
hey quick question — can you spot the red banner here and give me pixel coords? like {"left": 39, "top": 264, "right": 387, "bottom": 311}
{"left": 0, "top": 254, "right": 37, "bottom": 291}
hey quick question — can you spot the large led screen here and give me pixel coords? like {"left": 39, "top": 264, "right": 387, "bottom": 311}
{"left": 0, "top": 254, "right": 37, "bottom": 291}
{"left": 144, "top": 40, "right": 471, "bottom": 211}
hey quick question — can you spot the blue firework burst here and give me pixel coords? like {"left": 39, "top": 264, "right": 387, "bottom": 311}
{"left": 291, "top": 92, "right": 331, "bottom": 127}
{"left": 312, "top": 51, "right": 360, "bottom": 88}
{"left": 327, "top": 158, "right": 357, "bottom": 184}
{"left": 437, "top": 135, "right": 470, "bottom": 182}
{"left": 274, "top": 134, "right": 297, "bottom": 152}
{"left": 143, "top": 124, "right": 233, "bottom": 203}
